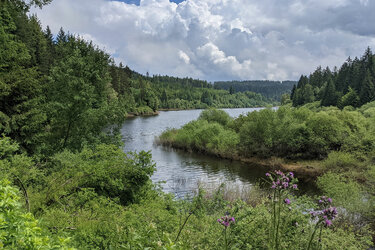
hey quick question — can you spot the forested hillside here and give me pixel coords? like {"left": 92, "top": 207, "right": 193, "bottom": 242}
{"left": 214, "top": 80, "right": 296, "bottom": 101}
{"left": 1, "top": 1, "right": 374, "bottom": 249}
{"left": 110, "top": 67, "right": 275, "bottom": 112}
{"left": 291, "top": 48, "right": 375, "bottom": 108}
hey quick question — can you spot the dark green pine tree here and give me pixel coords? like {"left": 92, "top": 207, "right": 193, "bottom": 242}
{"left": 359, "top": 71, "right": 375, "bottom": 105}
{"left": 363, "top": 47, "right": 374, "bottom": 75}
{"left": 301, "top": 84, "right": 315, "bottom": 104}
{"left": 0, "top": 3, "right": 48, "bottom": 153}
{"left": 43, "top": 25, "right": 55, "bottom": 70}
{"left": 229, "top": 85, "right": 235, "bottom": 94}
{"left": 338, "top": 87, "right": 360, "bottom": 109}
{"left": 161, "top": 89, "right": 168, "bottom": 107}
{"left": 296, "top": 75, "right": 308, "bottom": 88}
{"left": 321, "top": 79, "right": 338, "bottom": 106}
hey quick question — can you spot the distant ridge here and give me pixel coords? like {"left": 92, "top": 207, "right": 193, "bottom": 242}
{"left": 214, "top": 80, "right": 296, "bottom": 101}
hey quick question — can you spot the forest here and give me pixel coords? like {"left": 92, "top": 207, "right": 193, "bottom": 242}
{"left": 214, "top": 80, "right": 296, "bottom": 101}
{"left": 110, "top": 68, "right": 274, "bottom": 113}
{"left": 1, "top": 0, "right": 374, "bottom": 249}
{"left": 291, "top": 47, "right": 375, "bottom": 108}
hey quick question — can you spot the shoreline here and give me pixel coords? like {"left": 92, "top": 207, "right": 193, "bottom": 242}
{"left": 156, "top": 142, "right": 323, "bottom": 181}
{"left": 126, "top": 106, "right": 279, "bottom": 117}
{"left": 158, "top": 106, "right": 276, "bottom": 112}
{"left": 126, "top": 111, "right": 160, "bottom": 118}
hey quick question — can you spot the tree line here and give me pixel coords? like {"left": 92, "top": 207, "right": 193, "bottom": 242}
{"left": 291, "top": 47, "right": 375, "bottom": 108}
{"left": 0, "top": 0, "right": 276, "bottom": 156}
{"left": 214, "top": 80, "right": 296, "bottom": 101}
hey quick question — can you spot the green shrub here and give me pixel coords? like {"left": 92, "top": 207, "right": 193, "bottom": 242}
{"left": 323, "top": 151, "right": 362, "bottom": 171}
{"left": 0, "top": 179, "right": 71, "bottom": 249}
{"left": 198, "top": 108, "right": 232, "bottom": 126}
{"left": 317, "top": 173, "right": 368, "bottom": 216}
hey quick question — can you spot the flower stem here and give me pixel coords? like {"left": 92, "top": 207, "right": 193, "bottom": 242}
{"left": 318, "top": 224, "right": 323, "bottom": 249}
{"left": 272, "top": 190, "right": 277, "bottom": 248}
{"left": 275, "top": 190, "right": 282, "bottom": 250}
{"left": 307, "top": 222, "right": 320, "bottom": 250}
{"left": 225, "top": 227, "right": 228, "bottom": 250}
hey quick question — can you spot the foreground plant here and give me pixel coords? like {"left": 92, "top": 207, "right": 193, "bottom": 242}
{"left": 217, "top": 213, "right": 235, "bottom": 250}
{"left": 265, "top": 170, "right": 298, "bottom": 249}
{"left": 307, "top": 196, "right": 338, "bottom": 250}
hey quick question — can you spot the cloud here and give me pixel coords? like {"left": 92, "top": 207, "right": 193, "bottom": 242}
{"left": 32, "top": 0, "right": 375, "bottom": 81}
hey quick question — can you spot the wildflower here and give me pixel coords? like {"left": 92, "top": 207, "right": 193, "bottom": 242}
{"left": 217, "top": 215, "right": 235, "bottom": 227}
{"left": 292, "top": 184, "right": 298, "bottom": 189}
{"left": 266, "top": 173, "right": 271, "bottom": 177}
{"left": 289, "top": 172, "right": 294, "bottom": 178}
{"left": 275, "top": 170, "right": 284, "bottom": 176}
{"left": 324, "top": 220, "right": 332, "bottom": 227}
{"left": 284, "top": 198, "right": 291, "bottom": 205}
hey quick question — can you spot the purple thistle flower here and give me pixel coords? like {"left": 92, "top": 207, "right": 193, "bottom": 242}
{"left": 289, "top": 172, "right": 294, "bottom": 178}
{"left": 324, "top": 219, "right": 332, "bottom": 227}
{"left": 276, "top": 170, "right": 283, "bottom": 176}
{"left": 282, "top": 182, "right": 289, "bottom": 189}
{"left": 292, "top": 184, "right": 298, "bottom": 189}
{"left": 284, "top": 198, "right": 291, "bottom": 205}
{"left": 327, "top": 198, "right": 332, "bottom": 203}
{"left": 217, "top": 215, "right": 235, "bottom": 227}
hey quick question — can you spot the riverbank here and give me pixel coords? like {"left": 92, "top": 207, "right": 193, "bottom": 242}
{"left": 126, "top": 111, "right": 160, "bottom": 118}
{"left": 157, "top": 106, "right": 375, "bottom": 182}
{"left": 156, "top": 140, "right": 323, "bottom": 181}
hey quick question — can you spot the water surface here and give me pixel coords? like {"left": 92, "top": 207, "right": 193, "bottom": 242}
{"left": 121, "top": 108, "right": 270, "bottom": 198}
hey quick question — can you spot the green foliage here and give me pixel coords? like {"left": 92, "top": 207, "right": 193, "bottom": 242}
{"left": 161, "top": 105, "right": 375, "bottom": 160}
{"left": 0, "top": 179, "right": 72, "bottom": 249}
{"left": 323, "top": 151, "right": 362, "bottom": 171}
{"left": 317, "top": 173, "right": 371, "bottom": 219}
{"left": 292, "top": 47, "right": 375, "bottom": 107}
{"left": 159, "top": 114, "right": 239, "bottom": 158}
{"left": 338, "top": 87, "right": 360, "bottom": 108}
{"left": 214, "top": 80, "right": 296, "bottom": 101}
{"left": 198, "top": 108, "right": 232, "bottom": 126}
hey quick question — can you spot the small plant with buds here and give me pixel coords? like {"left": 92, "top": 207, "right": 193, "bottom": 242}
{"left": 217, "top": 213, "right": 235, "bottom": 250}
{"left": 307, "top": 196, "right": 338, "bottom": 250}
{"left": 265, "top": 170, "right": 298, "bottom": 250}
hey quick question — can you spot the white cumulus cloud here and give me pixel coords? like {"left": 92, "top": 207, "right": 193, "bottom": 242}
{"left": 32, "top": 0, "right": 375, "bottom": 81}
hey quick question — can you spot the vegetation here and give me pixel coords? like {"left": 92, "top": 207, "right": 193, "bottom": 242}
{"left": 159, "top": 104, "right": 375, "bottom": 160}
{"left": 159, "top": 105, "right": 375, "bottom": 244}
{"left": 111, "top": 69, "right": 276, "bottom": 111}
{"left": 290, "top": 47, "right": 375, "bottom": 108}
{"left": 1, "top": 0, "right": 374, "bottom": 248}
{"left": 214, "top": 80, "right": 296, "bottom": 101}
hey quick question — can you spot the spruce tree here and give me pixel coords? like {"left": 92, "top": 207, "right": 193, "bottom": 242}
{"left": 359, "top": 71, "right": 375, "bottom": 104}
{"left": 321, "top": 79, "right": 338, "bottom": 106}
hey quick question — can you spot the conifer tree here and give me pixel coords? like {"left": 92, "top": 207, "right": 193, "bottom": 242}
{"left": 359, "top": 71, "right": 375, "bottom": 104}
{"left": 321, "top": 79, "right": 338, "bottom": 106}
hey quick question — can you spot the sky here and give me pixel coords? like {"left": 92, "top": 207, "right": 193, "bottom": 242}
{"left": 32, "top": 0, "right": 375, "bottom": 82}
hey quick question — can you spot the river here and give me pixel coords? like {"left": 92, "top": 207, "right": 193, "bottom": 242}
{"left": 120, "top": 108, "right": 273, "bottom": 198}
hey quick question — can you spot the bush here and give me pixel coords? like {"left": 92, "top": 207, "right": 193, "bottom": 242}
{"left": 198, "top": 108, "right": 232, "bottom": 126}
{"left": 317, "top": 173, "right": 369, "bottom": 218}
{"left": 0, "top": 179, "right": 71, "bottom": 249}
{"left": 323, "top": 151, "right": 362, "bottom": 171}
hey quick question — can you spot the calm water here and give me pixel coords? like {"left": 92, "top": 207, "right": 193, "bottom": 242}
{"left": 120, "top": 108, "right": 273, "bottom": 198}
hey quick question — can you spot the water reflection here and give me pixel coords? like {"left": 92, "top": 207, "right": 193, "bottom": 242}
{"left": 120, "top": 108, "right": 270, "bottom": 198}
